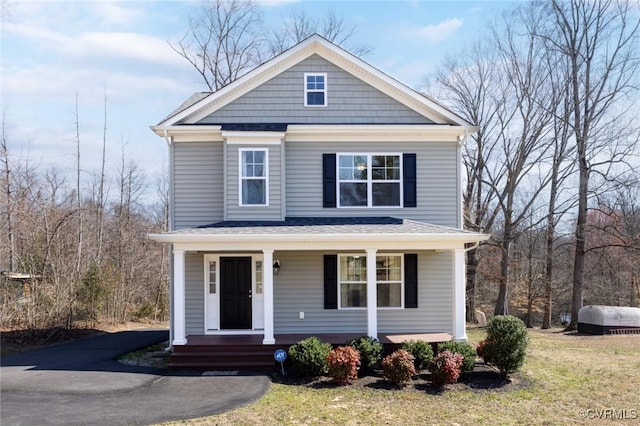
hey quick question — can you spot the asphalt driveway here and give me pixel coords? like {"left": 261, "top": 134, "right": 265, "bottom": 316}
{"left": 0, "top": 330, "right": 270, "bottom": 425}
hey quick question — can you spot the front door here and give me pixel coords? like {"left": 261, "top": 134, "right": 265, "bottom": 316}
{"left": 220, "top": 257, "right": 252, "bottom": 329}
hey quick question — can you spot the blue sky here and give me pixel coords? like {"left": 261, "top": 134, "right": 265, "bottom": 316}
{"left": 1, "top": 0, "right": 513, "bottom": 203}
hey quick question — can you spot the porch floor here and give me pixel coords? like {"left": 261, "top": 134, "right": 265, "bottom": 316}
{"left": 170, "top": 332, "right": 452, "bottom": 371}
{"left": 184, "top": 332, "right": 452, "bottom": 346}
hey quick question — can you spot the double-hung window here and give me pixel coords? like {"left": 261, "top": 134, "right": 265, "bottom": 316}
{"left": 338, "top": 254, "right": 403, "bottom": 309}
{"left": 338, "top": 154, "right": 402, "bottom": 207}
{"left": 240, "top": 149, "right": 268, "bottom": 205}
{"left": 304, "top": 73, "right": 327, "bottom": 107}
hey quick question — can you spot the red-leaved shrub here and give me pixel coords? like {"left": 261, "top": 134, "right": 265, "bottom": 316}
{"left": 326, "top": 346, "right": 361, "bottom": 385}
{"left": 381, "top": 349, "right": 416, "bottom": 386}
{"left": 429, "top": 350, "right": 464, "bottom": 386}
{"left": 476, "top": 339, "right": 489, "bottom": 362}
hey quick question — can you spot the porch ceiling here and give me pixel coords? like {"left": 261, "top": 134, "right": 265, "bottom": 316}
{"left": 148, "top": 217, "right": 489, "bottom": 251}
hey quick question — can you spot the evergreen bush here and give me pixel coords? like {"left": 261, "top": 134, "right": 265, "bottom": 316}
{"left": 400, "top": 339, "right": 434, "bottom": 371}
{"left": 482, "top": 315, "right": 529, "bottom": 375}
{"left": 347, "top": 335, "right": 383, "bottom": 374}
{"left": 288, "top": 336, "right": 332, "bottom": 377}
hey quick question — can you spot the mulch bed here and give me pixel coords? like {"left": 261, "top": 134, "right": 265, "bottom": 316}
{"left": 273, "top": 362, "right": 531, "bottom": 393}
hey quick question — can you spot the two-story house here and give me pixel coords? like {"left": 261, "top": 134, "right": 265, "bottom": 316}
{"left": 150, "top": 35, "right": 488, "bottom": 370}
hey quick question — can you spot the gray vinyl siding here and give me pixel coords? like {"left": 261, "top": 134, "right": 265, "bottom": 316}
{"left": 378, "top": 251, "right": 453, "bottom": 334}
{"left": 285, "top": 141, "right": 459, "bottom": 227}
{"left": 185, "top": 252, "right": 204, "bottom": 336}
{"left": 273, "top": 250, "right": 453, "bottom": 335}
{"left": 225, "top": 144, "right": 283, "bottom": 221}
{"left": 196, "top": 55, "right": 433, "bottom": 125}
{"left": 274, "top": 251, "right": 367, "bottom": 334}
{"left": 173, "top": 141, "right": 224, "bottom": 229}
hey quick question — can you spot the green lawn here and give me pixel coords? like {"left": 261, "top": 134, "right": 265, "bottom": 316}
{"left": 165, "top": 328, "right": 640, "bottom": 425}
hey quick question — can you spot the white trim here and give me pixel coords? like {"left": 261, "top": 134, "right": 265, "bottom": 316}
{"left": 172, "top": 249, "right": 186, "bottom": 345}
{"left": 453, "top": 249, "right": 467, "bottom": 341}
{"left": 336, "top": 153, "right": 403, "bottom": 208}
{"left": 366, "top": 249, "right": 378, "bottom": 339}
{"left": 223, "top": 131, "right": 285, "bottom": 145}
{"left": 262, "top": 249, "right": 275, "bottom": 344}
{"left": 304, "top": 72, "right": 328, "bottom": 107}
{"left": 239, "top": 148, "right": 269, "bottom": 207}
{"left": 203, "top": 253, "right": 265, "bottom": 334}
{"left": 203, "top": 254, "right": 220, "bottom": 331}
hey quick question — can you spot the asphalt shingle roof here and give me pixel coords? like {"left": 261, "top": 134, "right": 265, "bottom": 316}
{"left": 163, "top": 217, "right": 477, "bottom": 236}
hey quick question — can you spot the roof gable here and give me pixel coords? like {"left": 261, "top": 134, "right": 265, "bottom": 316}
{"left": 157, "top": 35, "right": 472, "bottom": 128}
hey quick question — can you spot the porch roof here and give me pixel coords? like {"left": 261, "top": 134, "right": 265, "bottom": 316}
{"left": 149, "top": 217, "right": 489, "bottom": 251}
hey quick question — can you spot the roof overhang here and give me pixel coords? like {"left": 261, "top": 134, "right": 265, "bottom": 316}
{"left": 148, "top": 218, "right": 490, "bottom": 252}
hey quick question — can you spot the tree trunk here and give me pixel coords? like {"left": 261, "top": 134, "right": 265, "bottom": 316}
{"left": 466, "top": 249, "right": 479, "bottom": 323}
{"left": 495, "top": 238, "right": 510, "bottom": 316}
{"left": 569, "top": 143, "right": 588, "bottom": 330}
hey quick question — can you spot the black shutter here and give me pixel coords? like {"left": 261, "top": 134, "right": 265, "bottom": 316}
{"left": 323, "top": 154, "right": 337, "bottom": 208}
{"left": 403, "top": 153, "right": 417, "bottom": 207}
{"left": 405, "top": 253, "right": 418, "bottom": 308}
{"left": 324, "top": 254, "right": 338, "bottom": 309}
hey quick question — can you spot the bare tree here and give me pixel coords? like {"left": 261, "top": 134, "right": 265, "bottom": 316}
{"left": 268, "top": 8, "right": 372, "bottom": 57}
{"left": 1, "top": 108, "right": 15, "bottom": 272}
{"left": 539, "top": 0, "right": 640, "bottom": 329}
{"left": 170, "top": 0, "right": 266, "bottom": 91}
{"left": 430, "top": 42, "right": 504, "bottom": 322}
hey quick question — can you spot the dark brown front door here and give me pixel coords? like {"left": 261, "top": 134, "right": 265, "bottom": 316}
{"left": 220, "top": 257, "right": 252, "bottom": 329}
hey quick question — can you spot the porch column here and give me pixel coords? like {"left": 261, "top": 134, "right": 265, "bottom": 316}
{"left": 453, "top": 248, "right": 467, "bottom": 341}
{"left": 172, "top": 249, "right": 187, "bottom": 345}
{"left": 262, "top": 249, "right": 275, "bottom": 344}
{"left": 366, "top": 248, "right": 378, "bottom": 339}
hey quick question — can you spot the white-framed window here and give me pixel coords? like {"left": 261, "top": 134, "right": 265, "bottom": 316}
{"left": 376, "top": 255, "right": 403, "bottom": 308}
{"left": 239, "top": 148, "right": 268, "bottom": 206}
{"left": 338, "top": 254, "right": 404, "bottom": 309}
{"left": 208, "top": 260, "right": 217, "bottom": 294}
{"left": 338, "top": 153, "right": 402, "bottom": 207}
{"left": 304, "top": 72, "right": 327, "bottom": 107}
{"left": 255, "top": 261, "right": 263, "bottom": 294}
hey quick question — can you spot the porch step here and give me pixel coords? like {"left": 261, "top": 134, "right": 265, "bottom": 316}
{"left": 169, "top": 345, "right": 279, "bottom": 371}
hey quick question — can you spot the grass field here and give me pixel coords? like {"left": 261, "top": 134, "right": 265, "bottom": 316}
{"left": 165, "top": 328, "right": 640, "bottom": 425}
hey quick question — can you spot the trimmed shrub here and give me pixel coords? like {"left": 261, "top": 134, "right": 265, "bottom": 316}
{"left": 326, "top": 346, "right": 361, "bottom": 385}
{"left": 288, "top": 337, "right": 332, "bottom": 377}
{"left": 482, "top": 315, "right": 529, "bottom": 375}
{"left": 348, "top": 336, "right": 383, "bottom": 375}
{"left": 437, "top": 341, "right": 476, "bottom": 372}
{"left": 381, "top": 350, "right": 416, "bottom": 386}
{"left": 429, "top": 350, "right": 464, "bottom": 386}
{"left": 400, "top": 339, "right": 434, "bottom": 371}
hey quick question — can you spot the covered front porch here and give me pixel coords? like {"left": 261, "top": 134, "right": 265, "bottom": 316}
{"left": 149, "top": 217, "right": 489, "bottom": 351}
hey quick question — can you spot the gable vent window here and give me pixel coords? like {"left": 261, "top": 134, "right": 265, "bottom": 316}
{"left": 304, "top": 72, "right": 327, "bottom": 107}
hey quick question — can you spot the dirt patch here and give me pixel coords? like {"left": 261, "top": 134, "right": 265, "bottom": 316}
{"left": 272, "top": 362, "right": 531, "bottom": 394}
{"left": 0, "top": 327, "right": 105, "bottom": 355}
{"left": 1, "top": 320, "right": 168, "bottom": 356}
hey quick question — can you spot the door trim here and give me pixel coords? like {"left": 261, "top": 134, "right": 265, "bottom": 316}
{"left": 204, "top": 253, "right": 264, "bottom": 334}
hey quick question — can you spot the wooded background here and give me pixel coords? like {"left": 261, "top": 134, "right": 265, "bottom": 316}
{"left": 1, "top": 0, "right": 638, "bottom": 331}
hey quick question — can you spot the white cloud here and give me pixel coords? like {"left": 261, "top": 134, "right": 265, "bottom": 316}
{"left": 4, "top": 22, "right": 185, "bottom": 68}
{"left": 93, "top": 2, "right": 143, "bottom": 26}
{"left": 417, "top": 18, "right": 464, "bottom": 44}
